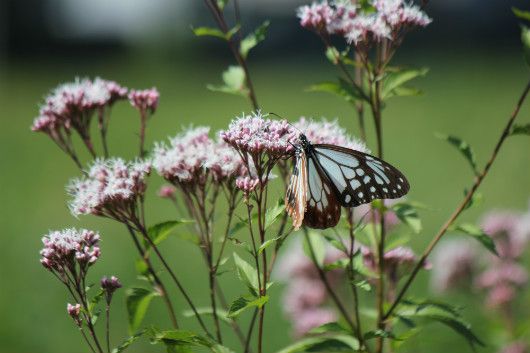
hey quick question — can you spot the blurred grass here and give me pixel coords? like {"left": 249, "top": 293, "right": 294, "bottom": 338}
{"left": 1, "top": 46, "right": 530, "bottom": 353}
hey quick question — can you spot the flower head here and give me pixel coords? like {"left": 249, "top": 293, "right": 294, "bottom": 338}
{"left": 236, "top": 176, "right": 259, "bottom": 194}
{"left": 297, "top": 2, "right": 335, "bottom": 31}
{"left": 129, "top": 88, "right": 159, "bottom": 114}
{"left": 153, "top": 127, "right": 246, "bottom": 187}
{"left": 363, "top": 245, "right": 428, "bottom": 282}
{"left": 476, "top": 262, "right": 528, "bottom": 309}
{"left": 499, "top": 342, "right": 527, "bottom": 353}
{"left": 481, "top": 211, "right": 527, "bottom": 259}
{"left": 67, "top": 303, "right": 82, "bottom": 324}
{"left": 158, "top": 185, "right": 177, "bottom": 199}
{"left": 68, "top": 158, "right": 151, "bottom": 218}
{"left": 101, "top": 275, "right": 122, "bottom": 302}
{"left": 40, "top": 228, "right": 101, "bottom": 273}
{"left": 293, "top": 308, "right": 337, "bottom": 338}
{"left": 220, "top": 112, "right": 297, "bottom": 159}
{"left": 294, "top": 117, "right": 369, "bottom": 152}
{"left": 430, "top": 239, "right": 478, "bottom": 293}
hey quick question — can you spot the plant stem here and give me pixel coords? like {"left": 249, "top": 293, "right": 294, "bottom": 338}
{"left": 346, "top": 209, "right": 366, "bottom": 350}
{"left": 383, "top": 79, "right": 530, "bottom": 321}
{"left": 135, "top": 221, "right": 213, "bottom": 338}
{"left": 79, "top": 326, "right": 98, "bottom": 353}
{"left": 125, "top": 225, "right": 179, "bottom": 328}
{"left": 203, "top": 0, "right": 260, "bottom": 110}
{"left": 105, "top": 304, "right": 111, "bottom": 353}
{"left": 303, "top": 228, "right": 358, "bottom": 334}
{"left": 139, "top": 110, "right": 147, "bottom": 158}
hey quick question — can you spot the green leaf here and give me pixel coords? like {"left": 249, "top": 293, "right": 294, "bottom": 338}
{"left": 392, "top": 202, "right": 422, "bottom": 234}
{"left": 88, "top": 288, "right": 105, "bottom": 313}
{"left": 240, "top": 21, "right": 270, "bottom": 59}
{"left": 258, "top": 236, "right": 282, "bottom": 255}
{"left": 146, "top": 220, "right": 194, "bottom": 248}
{"left": 307, "top": 78, "right": 367, "bottom": 104}
{"left": 111, "top": 329, "right": 147, "bottom": 353}
{"left": 275, "top": 335, "right": 359, "bottom": 353}
{"left": 382, "top": 67, "right": 428, "bottom": 99}
{"left": 308, "top": 322, "right": 351, "bottom": 335}
{"left": 192, "top": 27, "right": 227, "bottom": 40}
{"left": 452, "top": 223, "right": 498, "bottom": 255}
{"left": 227, "top": 295, "right": 268, "bottom": 318}
{"left": 435, "top": 133, "right": 479, "bottom": 176}
{"left": 303, "top": 231, "right": 326, "bottom": 267}
{"left": 400, "top": 298, "right": 463, "bottom": 318}
{"left": 126, "top": 288, "right": 159, "bottom": 334}
{"left": 192, "top": 25, "right": 240, "bottom": 41}
{"left": 364, "top": 329, "right": 397, "bottom": 340}
{"left": 233, "top": 253, "right": 259, "bottom": 296}
{"left": 182, "top": 307, "right": 230, "bottom": 324}
{"left": 354, "top": 280, "right": 372, "bottom": 292}
{"left": 463, "top": 189, "right": 483, "bottom": 211}
{"left": 217, "top": 0, "right": 229, "bottom": 10}
{"left": 207, "top": 66, "right": 248, "bottom": 97}
{"left": 513, "top": 7, "right": 530, "bottom": 22}
{"left": 510, "top": 123, "right": 530, "bottom": 136}
{"left": 522, "top": 25, "right": 530, "bottom": 67}
{"left": 420, "top": 314, "right": 485, "bottom": 350}
{"left": 265, "top": 202, "right": 285, "bottom": 230}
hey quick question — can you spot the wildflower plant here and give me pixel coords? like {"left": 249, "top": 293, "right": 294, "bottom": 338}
{"left": 31, "top": 2, "right": 530, "bottom": 353}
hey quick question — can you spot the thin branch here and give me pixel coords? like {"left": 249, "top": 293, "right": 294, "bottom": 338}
{"left": 384, "top": 79, "right": 530, "bottom": 321}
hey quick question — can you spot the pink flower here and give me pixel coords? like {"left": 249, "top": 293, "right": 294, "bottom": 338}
{"left": 236, "top": 176, "right": 259, "bottom": 194}
{"left": 363, "top": 246, "right": 428, "bottom": 282}
{"left": 158, "top": 185, "right": 176, "bottom": 199}
{"left": 293, "top": 308, "right": 337, "bottom": 338}
{"left": 220, "top": 112, "right": 297, "bottom": 159}
{"left": 297, "top": 2, "right": 335, "bottom": 31}
{"left": 128, "top": 88, "right": 159, "bottom": 114}
{"left": 68, "top": 158, "right": 151, "bottom": 218}
{"left": 294, "top": 117, "right": 369, "bottom": 152}
{"left": 153, "top": 127, "right": 246, "bottom": 186}
{"left": 430, "top": 239, "right": 478, "bottom": 293}
{"left": 67, "top": 303, "right": 81, "bottom": 319}
{"left": 476, "top": 262, "right": 528, "bottom": 289}
{"left": 101, "top": 275, "right": 122, "bottom": 302}
{"left": 484, "top": 284, "right": 516, "bottom": 309}
{"left": 283, "top": 278, "right": 328, "bottom": 316}
{"left": 481, "top": 211, "right": 527, "bottom": 259}
{"left": 499, "top": 341, "right": 527, "bottom": 353}
{"left": 40, "top": 228, "right": 101, "bottom": 273}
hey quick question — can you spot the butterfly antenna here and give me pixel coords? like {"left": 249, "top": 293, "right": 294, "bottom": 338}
{"left": 269, "top": 112, "right": 303, "bottom": 135}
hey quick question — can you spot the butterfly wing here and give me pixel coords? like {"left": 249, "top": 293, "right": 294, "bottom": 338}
{"left": 285, "top": 149, "right": 308, "bottom": 230}
{"left": 302, "top": 152, "right": 341, "bottom": 229}
{"left": 313, "top": 144, "right": 410, "bottom": 207}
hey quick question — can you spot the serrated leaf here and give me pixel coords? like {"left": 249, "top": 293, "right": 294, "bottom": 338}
{"left": 240, "top": 21, "right": 270, "bottom": 59}
{"left": 522, "top": 25, "right": 530, "bottom": 67}
{"left": 510, "top": 123, "right": 530, "bottom": 136}
{"left": 435, "top": 133, "right": 479, "bottom": 176}
{"left": 126, "top": 288, "right": 159, "bottom": 334}
{"left": 265, "top": 203, "right": 285, "bottom": 230}
{"left": 303, "top": 231, "right": 326, "bottom": 267}
{"left": 275, "top": 334, "right": 359, "bottom": 353}
{"left": 111, "top": 329, "right": 147, "bottom": 353}
{"left": 145, "top": 220, "right": 194, "bottom": 249}
{"left": 182, "top": 307, "right": 230, "bottom": 324}
{"left": 452, "top": 223, "right": 498, "bottom": 255}
{"left": 382, "top": 68, "right": 428, "bottom": 99}
{"left": 227, "top": 295, "right": 268, "bottom": 318}
{"left": 233, "top": 253, "right": 259, "bottom": 296}
{"left": 513, "top": 7, "right": 530, "bottom": 22}
{"left": 392, "top": 202, "right": 422, "bottom": 234}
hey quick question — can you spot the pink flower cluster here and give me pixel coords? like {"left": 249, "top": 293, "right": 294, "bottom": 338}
{"left": 430, "top": 205, "right": 530, "bottom": 311}
{"left": 31, "top": 78, "right": 127, "bottom": 135}
{"left": 276, "top": 240, "right": 346, "bottom": 337}
{"left": 220, "top": 112, "right": 297, "bottom": 158}
{"left": 297, "top": 0, "right": 431, "bottom": 45}
{"left": 235, "top": 176, "right": 259, "bottom": 194}
{"left": 40, "top": 228, "right": 101, "bottom": 273}
{"left": 153, "top": 127, "right": 246, "bottom": 186}
{"left": 128, "top": 88, "right": 159, "bottom": 115}
{"left": 101, "top": 275, "right": 122, "bottom": 302}
{"left": 68, "top": 158, "right": 151, "bottom": 217}
{"left": 363, "top": 245, "right": 428, "bottom": 283}
{"left": 294, "top": 117, "right": 369, "bottom": 152}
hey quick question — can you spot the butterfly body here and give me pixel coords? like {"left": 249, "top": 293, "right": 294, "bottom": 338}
{"left": 285, "top": 133, "right": 410, "bottom": 230}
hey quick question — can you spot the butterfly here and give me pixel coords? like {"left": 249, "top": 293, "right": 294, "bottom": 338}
{"left": 285, "top": 133, "right": 410, "bottom": 230}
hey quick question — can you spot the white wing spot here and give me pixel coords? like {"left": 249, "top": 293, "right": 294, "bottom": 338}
{"left": 341, "top": 166, "right": 356, "bottom": 179}
{"left": 356, "top": 168, "right": 365, "bottom": 176}
{"left": 358, "top": 192, "right": 364, "bottom": 198}
{"left": 345, "top": 194, "right": 351, "bottom": 203}
{"left": 363, "top": 176, "right": 371, "bottom": 184}
{"left": 350, "top": 179, "right": 361, "bottom": 190}
{"left": 370, "top": 186, "right": 376, "bottom": 192}
{"left": 375, "top": 176, "right": 384, "bottom": 185}
{"left": 383, "top": 188, "right": 388, "bottom": 193}
{"left": 399, "top": 178, "right": 404, "bottom": 182}
{"left": 397, "top": 184, "right": 402, "bottom": 190}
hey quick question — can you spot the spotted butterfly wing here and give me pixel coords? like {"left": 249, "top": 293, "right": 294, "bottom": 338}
{"left": 285, "top": 135, "right": 410, "bottom": 230}
{"left": 312, "top": 144, "right": 410, "bottom": 207}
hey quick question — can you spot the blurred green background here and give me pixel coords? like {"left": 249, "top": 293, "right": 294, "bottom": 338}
{"left": 2, "top": 1, "right": 530, "bottom": 352}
